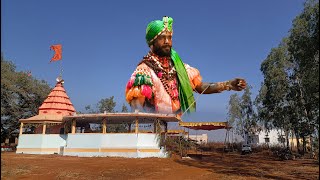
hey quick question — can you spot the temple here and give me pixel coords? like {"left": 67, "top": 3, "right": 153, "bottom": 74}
{"left": 16, "top": 79, "right": 181, "bottom": 157}
{"left": 16, "top": 79, "right": 229, "bottom": 158}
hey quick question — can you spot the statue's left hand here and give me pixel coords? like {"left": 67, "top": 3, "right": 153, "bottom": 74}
{"left": 229, "top": 78, "right": 246, "bottom": 91}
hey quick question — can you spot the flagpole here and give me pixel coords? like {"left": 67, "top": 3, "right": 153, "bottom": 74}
{"left": 50, "top": 44, "right": 63, "bottom": 79}
{"left": 60, "top": 45, "right": 63, "bottom": 78}
{"left": 60, "top": 57, "right": 63, "bottom": 78}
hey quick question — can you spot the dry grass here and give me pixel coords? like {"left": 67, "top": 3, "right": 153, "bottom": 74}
{"left": 56, "top": 171, "right": 84, "bottom": 180}
{"left": 1, "top": 164, "right": 31, "bottom": 177}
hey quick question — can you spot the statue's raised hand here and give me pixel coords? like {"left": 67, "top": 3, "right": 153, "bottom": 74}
{"left": 229, "top": 78, "right": 246, "bottom": 91}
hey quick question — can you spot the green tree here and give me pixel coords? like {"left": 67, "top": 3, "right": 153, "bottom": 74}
{"left": 84, "top": 97, "right": 117, "bottom": 113}
{"left": 227, "top": 94, "right": 243, "bottom": 138}
{"left": 121, "top": 104, "right": 129, "bottom": 112}
{"left": 259, "top": 38, "right": 293, "bottom": 147}
{"left": 97, "top": 98, "right": 127, "bottom": 132}
{"left": 257, "top": 0, "right": 319, "bottom": 153}
{"left": 98, "top": 96, "right": 116, "bottom": 113}
{"left": 85, "top": 96, "right": 127, "bottom": 133}
{"left": 240, "top": 86, "right": 259, "bottom": 144}
{"left": 255, "top": 83, "right": 272, "bottom": 132}
{"left": 1, "top": 54, "right": 51, "bottom": 141}
{"left": 288, "top": 0, "right": 319, "bottom": 153}
{"left": 227, "top": 86, "right": 258, "bottom": 144}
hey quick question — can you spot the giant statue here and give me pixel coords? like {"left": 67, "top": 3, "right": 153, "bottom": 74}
{"left": 125, "top": 16, "right": 246, "bottom": 114}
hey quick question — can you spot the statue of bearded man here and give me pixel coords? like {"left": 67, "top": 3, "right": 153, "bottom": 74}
{"left": 125, "top": 16, "right": 246, "bottom": 114}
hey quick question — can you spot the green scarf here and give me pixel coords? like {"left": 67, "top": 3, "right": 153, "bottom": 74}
{"left": 146, "top": 16, "right": 196, "bottom": 113}
{"left": 171, "top": 49, "right": 196, "bottom": 113}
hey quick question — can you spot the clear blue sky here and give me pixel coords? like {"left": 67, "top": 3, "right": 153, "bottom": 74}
{"left": 2, "top": 0, "right": 305, "bottom": 141}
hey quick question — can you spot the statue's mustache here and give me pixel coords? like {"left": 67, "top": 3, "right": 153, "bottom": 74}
{"left": 161, "top": 45, "right": 171, "bottom": 49}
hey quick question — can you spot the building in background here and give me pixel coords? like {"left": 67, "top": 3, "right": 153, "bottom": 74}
{"left": 185, "top": 134, "right": 208, "bottom": 144}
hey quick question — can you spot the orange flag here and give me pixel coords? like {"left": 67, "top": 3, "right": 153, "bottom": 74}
{"left": 50, "top": 44, "right": 62, "bottom": 62}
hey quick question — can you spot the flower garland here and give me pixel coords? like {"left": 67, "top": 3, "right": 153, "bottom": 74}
{"left": 140, "top": 53, "right": 179, "bottom": 100}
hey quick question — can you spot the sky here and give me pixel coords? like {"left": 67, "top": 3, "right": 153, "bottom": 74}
{"left": 2, "top": 0, "right": 305, "bottom": 141}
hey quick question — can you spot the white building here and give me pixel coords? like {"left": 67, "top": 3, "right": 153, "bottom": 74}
{"left": 256, "top": 129, "right": 285, "bottom": 146}
{"left": 185, "top": 134, "right": 208, "bottom": 144}
{"left": 232, "top": 129, "right": 285, "bottom": 146}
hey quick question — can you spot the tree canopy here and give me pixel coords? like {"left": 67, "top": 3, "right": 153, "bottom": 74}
{"left": 227, "top": 86, "right": 259, "bottom": 144}
{"left": 256, "top": 0, "right": 319, "bottom": 153}
{"left": 227, "top": 0, "right": 319, "bottom": 154}
{"left": 1, "top": 54, "right": 51, "bottom": 141}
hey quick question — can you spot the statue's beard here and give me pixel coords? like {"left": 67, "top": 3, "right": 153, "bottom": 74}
{"left": 153, "top": 45, "right": 171, "bottom": 57}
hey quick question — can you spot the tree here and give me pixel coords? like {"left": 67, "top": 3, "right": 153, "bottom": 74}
{"left": 84, "top": 96, "right": 128, "bottom": 133}
{"left": 255, "top": 83, "right": 272, "bottom": 132}
{"left": 98, "top": 96, "right": 116, "bottom": 113}
{"left": 121, "top": 104, "right": 129, "bottom": 112}
{"left": 1, "top": 54, "right": 51, "bottom": 141}
{"left": 240, "top": 86, "right": 259, "bottom": 144}
{"left": 96, "top": 97, "right": 127, "bottom": 132}
{"left": 288, "top": 0, "right": 319, "bottom": 153}
{"left": 257, "top": 0, "right": 319, "bottom": 154}
{"left": 227, "top": 86, "right": 258, "bottom": 144}
{"left": 227, "top": 94, "right": 243, "bottom": 139}
{"left": 259, "top": 38, "right": 294, "bottom": 147}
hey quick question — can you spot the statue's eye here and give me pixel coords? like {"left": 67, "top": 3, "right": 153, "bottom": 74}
{"left": 159, "top": 36, "right": 166, "bottom": 41}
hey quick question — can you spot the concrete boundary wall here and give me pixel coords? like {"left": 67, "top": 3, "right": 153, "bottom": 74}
{"left": 17, "top": 133, "right": 167, "bottom": 158}
{"left": 64, "top": 133, "right": 166, "bottom": 158}
{"left": 16, "top": 134, "right": 67, "bottom": 154}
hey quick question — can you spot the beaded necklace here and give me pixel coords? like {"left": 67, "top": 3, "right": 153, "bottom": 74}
{"left": 140, "top": 52, "right": 179, "bottom": 100}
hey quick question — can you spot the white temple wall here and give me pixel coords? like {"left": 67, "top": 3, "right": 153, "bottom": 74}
{"left": 63, "top": 133, "right": 166, "bottom": 158}
{"left": 16, "top": 133, "right": 167, "bottom": 158}
{"left": 100, "top": 134, "right": 138, "bottom": 148}
{"left": 16, "top": 134, "right": 67, "bottom": 154}
{"left": 136, "top": 133, "right": 160, "bottom": 149}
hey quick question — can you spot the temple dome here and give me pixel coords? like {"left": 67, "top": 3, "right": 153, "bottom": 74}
{"left": 38, "top": 80, "right": 76, "bottom": 116}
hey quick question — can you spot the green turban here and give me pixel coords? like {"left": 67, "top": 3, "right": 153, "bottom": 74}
{"left": 145, "top": 16, "right": 196, "bottom": 114}
{"left": 146, "top": 16, "right": 173, "bottom": 46}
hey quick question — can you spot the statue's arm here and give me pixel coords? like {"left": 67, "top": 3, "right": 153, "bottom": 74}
{"left": 195, "top": 78, "right": 246, "bottom": 94}
{"left": 195, "top": 82, "right": 226, "bottom": 94}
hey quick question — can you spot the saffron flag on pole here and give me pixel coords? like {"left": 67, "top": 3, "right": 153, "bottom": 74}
{"left": 50, "top": 44, "right": 62, "bottom": 62}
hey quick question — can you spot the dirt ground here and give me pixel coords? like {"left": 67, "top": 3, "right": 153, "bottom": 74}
{"left": 1, "top": 151, "right": 319, "bottom": 180}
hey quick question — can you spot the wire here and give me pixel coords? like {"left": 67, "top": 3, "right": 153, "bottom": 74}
{"left": 181, "top": 83, "right": 212, "bottom": 117}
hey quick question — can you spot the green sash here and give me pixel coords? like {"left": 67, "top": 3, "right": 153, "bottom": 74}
{"left": 171, "top": 49, "right": 196, "bottom": 113}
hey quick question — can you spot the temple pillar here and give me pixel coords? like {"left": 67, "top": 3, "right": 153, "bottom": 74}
{"left": 42, "top": 123, "right": 47, "bottom": 134}
{"left": 102, "top": 118, "right": 107, "bottom": 134}
{"left": 135, "top": 117, "right": 139, "bottom": 134}
{"left": 19, "top": 123, "right": 24, "bottom": 135}
{"left": 71, "top": 119, "right": 76, "bottom": 134}
{"left": 128, "top": 123, "right": 131, "bottom": 133}
{"left": 164, "top": 121, "right": 168, "bottom": 139}
{"left": 64, "top": 123, "right": 67, "bottom": 134}
{"left": 164, "top": 122, "right": 168, "bottom": 133}
{"left": 154, "top": 121, "right": 157, "bottom": 133}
